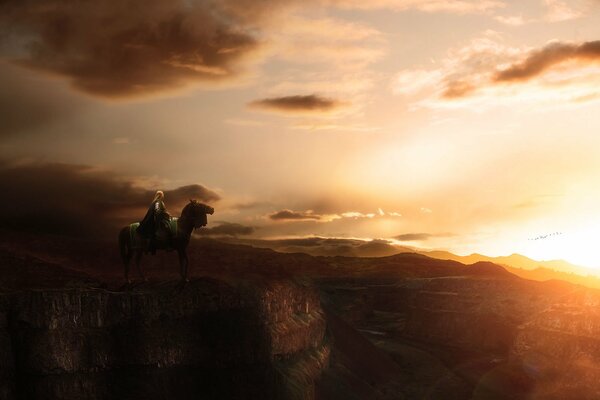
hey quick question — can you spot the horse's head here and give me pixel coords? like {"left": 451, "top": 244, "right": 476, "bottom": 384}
{"left": 184, "top": 199, "right": 214, "bottom": 228}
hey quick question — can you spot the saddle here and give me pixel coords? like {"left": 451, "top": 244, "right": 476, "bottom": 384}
{"left": 130, "top": 217, "right": 178, "bottom": 250}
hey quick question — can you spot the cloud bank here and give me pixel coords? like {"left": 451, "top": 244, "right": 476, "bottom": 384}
{"left": 494, "top": 41, "right": 600, "bottom": 83}
{"left": 0, "top": 161, "right": 220, "bottom": 236}
{"left": 0, "top": 0, "right": 265, "bottom": 98}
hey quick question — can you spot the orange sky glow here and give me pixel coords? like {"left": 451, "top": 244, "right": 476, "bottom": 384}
{"left": 2, "top": 0, "right": 600, "bottom": 268}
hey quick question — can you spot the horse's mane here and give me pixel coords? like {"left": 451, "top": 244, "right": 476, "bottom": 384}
{"left": 181, "top": 201, "right": 193, "bottom": 217}
{"left": 181, "top": 200, "right": 210, "bottom": 217}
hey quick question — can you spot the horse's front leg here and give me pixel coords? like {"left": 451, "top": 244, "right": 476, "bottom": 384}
{"left": 178, "top": 249, "right": 189, "bottom": 282}
{"left": 135, "top": 251, "right": 146, "bottom": 282}
{"left": 184, "top": 252, "right": 189, "bottom": 282}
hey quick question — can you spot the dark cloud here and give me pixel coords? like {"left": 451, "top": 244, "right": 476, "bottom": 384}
{"left": 269, "top": 209, "right": 322, "bottom": 221}
{"left": 494, "top": 41, "right": 600, "bottom": 83}
{"left": 196, "top": 222, "right": 255, "bottom": 237}
{"left": 0, "top": 161, "right": 220, "bottom": 236}
{"left": 0, "top": 0, "right": 270, "bottom": 98}
{"left": 248, "top": 95, "right": 343, "bottom": 113}
{"left": 229, "top": 200, "right": 271, "bottom": 210}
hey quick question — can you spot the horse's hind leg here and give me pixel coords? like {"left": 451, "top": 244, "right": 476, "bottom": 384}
{"left": 120, "top": 229, "right": 133, "bottom": 284}
{"left": 123, "top": 248, "right": 134, "bottom": 284}
{"left": 124, "top": 256, "right": 131, "bottom": 284}
{"left": 135, "top": 251, "right": 147, "bottom": 282}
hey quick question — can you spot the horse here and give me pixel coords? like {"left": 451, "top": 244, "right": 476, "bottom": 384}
{"left": 118, "top": 200, "right": 214, "bottom": 283}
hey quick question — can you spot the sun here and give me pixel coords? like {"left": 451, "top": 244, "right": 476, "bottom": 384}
{"left": 523, "top": 224, "right": 600, "bottom": 271}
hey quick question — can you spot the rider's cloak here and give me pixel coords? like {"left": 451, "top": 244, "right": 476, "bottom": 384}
{"left": 137, "top": 200, "right": 169, "bottom": 238}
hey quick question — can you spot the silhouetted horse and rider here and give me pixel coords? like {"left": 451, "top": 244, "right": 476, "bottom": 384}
{"left": 118, "top": 191, "right": 214, "bottom": 283}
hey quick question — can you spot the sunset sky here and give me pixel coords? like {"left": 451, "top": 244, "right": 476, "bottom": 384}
{"left": 2, "top": 0, "right": 600, "bottom": 267}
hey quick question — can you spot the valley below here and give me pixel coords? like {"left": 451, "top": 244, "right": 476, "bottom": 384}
{"left": 1, "top": 231, "right": 600, "bottom": 399}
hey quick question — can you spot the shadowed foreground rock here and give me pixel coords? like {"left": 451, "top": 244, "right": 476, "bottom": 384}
{"left": 0, "top": 280, "right": 328, "bottom": 400}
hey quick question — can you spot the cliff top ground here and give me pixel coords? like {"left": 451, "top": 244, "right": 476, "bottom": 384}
{"left": 0, "top": 229, "right": 521, "bottom": 292}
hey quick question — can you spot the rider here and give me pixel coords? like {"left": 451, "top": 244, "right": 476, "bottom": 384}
{"left": 137, "top": 190, "right": 172, "bottom": 254}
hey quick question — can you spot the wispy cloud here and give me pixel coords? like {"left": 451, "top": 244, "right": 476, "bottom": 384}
{"left": 395, "top": 233, "right": 434, "bottom": 241}
{"left": 223, "top": 118, "right": 266, "bottom": 127}
{"left": 392, "top": 33, "right": 600, "bottom": 110}
{"left": 112, "top": 137, "right": 130, "bottom": 145}
{"left": 248, "top": 94, "right": 344, "bottom": 114}
{"left": 493, "top": 14, "right": 530, "bottom": 26}
{"left": 543, "top": 0, "right": 585, "bottom": 22}
{"left": 269, "top": 209, "right": 322, "bottom": 221}
{"left": 268, "top": 15, "right": 385, "bottom": 68}
{"left": 268, "top": 207, "right": 403, "bottom": 223}
{"left": 332, "top": 0, "right": 505, "bottom": 14}
{"left": 196, "top": 222, "right": 256, "bottom": 237}
{"left": 395, "top": 232, "right": 455, "bottom": 241}
{"left": 289, "top": 122, "right": 380, "bottom": 132}
{"left": 340, "top": 211, "right": 376, "bottom": 219}
{"left": 255, "top": 13, "right": 384, "bottom": 128}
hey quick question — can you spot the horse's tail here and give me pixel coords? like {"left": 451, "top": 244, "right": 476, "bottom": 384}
{"left": 118, "top": 226, "right": 131, "bottom": 264}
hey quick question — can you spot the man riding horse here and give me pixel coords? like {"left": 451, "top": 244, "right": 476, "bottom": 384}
{"left": 120, "top": 196, "right": 214, "bottom": 283}
{"left": 137, "top": 190, "right": 173, "bottom": 254}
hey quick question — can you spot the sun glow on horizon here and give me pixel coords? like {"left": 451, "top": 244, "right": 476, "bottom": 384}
{"left": 518, "top": 226, "right": 600, "bottom": 270}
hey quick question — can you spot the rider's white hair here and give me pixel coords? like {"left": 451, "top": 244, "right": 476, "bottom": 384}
{"left": 152, "top": 190, "right": 164, "bottom": 202}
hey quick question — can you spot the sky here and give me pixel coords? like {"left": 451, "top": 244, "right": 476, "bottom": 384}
{"left": 2, "top": 0, "right": 600, "bottom": 267}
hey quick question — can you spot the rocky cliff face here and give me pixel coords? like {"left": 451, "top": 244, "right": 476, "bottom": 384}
{"left": 0, "top": 279, "right": 328, "bottom": 400}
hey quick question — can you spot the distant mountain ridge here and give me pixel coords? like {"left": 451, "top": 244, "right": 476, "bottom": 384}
{"left": 226, "top": 236, "right": 594, "bottom": 274}
{"left": 417, "top": 250, "right": 600, "bottom": 289}
{"left": 421, "top": 250, "right": 594, "bottom": 275}
{"left": 218, "top": 236, "right": 600, "bottom": 289}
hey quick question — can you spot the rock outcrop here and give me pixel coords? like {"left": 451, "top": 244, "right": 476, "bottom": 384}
{"left": 0, "top": 279, "right": 328, "bottom": 400}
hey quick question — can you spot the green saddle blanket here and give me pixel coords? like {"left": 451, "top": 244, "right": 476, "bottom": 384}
{"left": 130, "top": 217, "right": 178, "bottom": 248}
